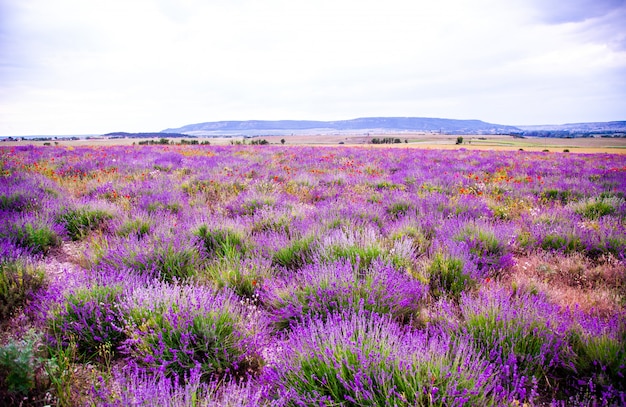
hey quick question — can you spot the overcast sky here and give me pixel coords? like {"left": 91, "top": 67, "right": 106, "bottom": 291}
{"left": 1, "top": 0, "right": 625, "bottom": 136}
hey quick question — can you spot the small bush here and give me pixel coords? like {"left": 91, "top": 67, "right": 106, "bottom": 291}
{"left": 251, "top": 214, "right": 292, "bottom": 234}
{"left": 271, "top": 236, "right": 314, "bottom": 270}
{"left": 0, "top": 332, "right": 48, "bottom": 403}
{"left": 575, "top": 198, "right": 618, "bottom": 220}
{"left": 49, "top": 284, "right": 126, "bottom": 361}
{"left": 389, "top": 225, "right": 431, "bottom": 256}
{"left": 323, "top": 244, "right": 383, "bottom": 271}
{"left": 264, "top": 261, "right": 426, "bottom": 331}
{"left": 203, "top": 257, "right": 267, "bottom": 298}
{"left": 57, "top": 207, "right": 113, "bottom": 240}
{"left": 10, "top": 223, "right": 59, "bottom": 254}
{"left": 541, "top": 189, "right": 580, "bottom": 204}
{"left": 541, "top": 233, "right": 583, "bottom": 253}
{"left": 146, "top": 201, "right": 181, "bottom": 214}
{"left": 128, "top": 245, "right": 199, "bottom": 282}
{"left": 101, "top": 235, "right": 201, "bottom": 282}
{"left": 152, "top": 246, "right": 199, "bottom": 282}
{"left": 453, "top": 224, "right": 510, "bottom": 272}
{"left": 122, "top": 283, "right": 254, "bottom": 380}
{"left": 0, "top": 260, "right": 46, "bottom": 322}
{"left": 270, "top": 308, "right": 498, "bottom": 406}
{"left": 195, "top": 225, "right": 247, "bottom": 260}
{"left": 0, "top": 194, "right": 34, "bottom": 212}
{"left": 386, "top": 201, "right": 412, "bottom": 219}
{"left": 427, "top": 252, "right": 474, "bottom": 300}
{"left": 117, "top": 219, "right": 151, "bottom": 238}
{"left": 460, "top": 287, "right": 574, "bottom": 400}
{"left": 568, "top": 331, "right": 626, "bottom": 395}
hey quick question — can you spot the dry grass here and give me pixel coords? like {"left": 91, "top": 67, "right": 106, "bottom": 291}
{"left": 3, "top": 133, "right": 625, "bottom": 154}
{"left": 508, "top": 252, "right": 625, "bottom": 317}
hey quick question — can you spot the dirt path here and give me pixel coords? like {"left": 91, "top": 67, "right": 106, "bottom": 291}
{"left": 43, "top": 240, "right": 87, "bottom": 284}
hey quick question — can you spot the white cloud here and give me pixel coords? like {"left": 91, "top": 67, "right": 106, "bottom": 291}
{"left": 1, "top": 0, "right": 625, "bottom": 135}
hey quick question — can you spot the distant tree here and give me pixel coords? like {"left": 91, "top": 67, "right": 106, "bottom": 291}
{"left": 456, "top": 136, "right": 463, "bottom": 145}
{"left": 281, "top": 138, "right": 285, "bottom": 145}
{"left": 250, "top": 139, "right": 269, "bottom": 145}
{"left": 371, "top": 137, "right": 403, "bottom": 145}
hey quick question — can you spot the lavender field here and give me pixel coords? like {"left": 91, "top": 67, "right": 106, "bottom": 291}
{"left": 1, "top": 144, "right": 625, "bottom": 406}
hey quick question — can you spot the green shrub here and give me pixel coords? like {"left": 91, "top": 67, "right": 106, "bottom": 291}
{"left": 278, "top": 310, "right": 497, "bottom": 406}
{"left": 272, "top": 236, "right": 314, "bottom": 270}
{"left": 575, "top": 198, "right": 618, "bottom": 220}
{"left": 202, "top": 258, "right": 265, "bottom": 298}
{"left": 460, "top": 289, "right": 573, "bottom": 387}
{"left": 541, "top": 233, "right": 583, "bottom": 253}
{"left": 251, "top": 214, "right": 292, "bottom": 234}
{"left": 49, "top": 285, "right": 126, "bottom": 361}
{"left": 389, "top": 225, "right": 431, "bottom": 255}
{"left": 324, "top": 244, "right": 383, "bottom": 271}
{"left": 454, "top": 224, "right": 508, "bottom": 271}
{"left": 427, "top": 252, "right": 473, "bottom": 300}
{"left": 386, "top": 201, "right": 412, "bottom": 219}
{"left": 568, "top": 331, "right": 626, "bottom": 393}
{"left": 154, "top": 246, "right": 199, "bottom": 282}
{"left": 195, "top": 225, "right": 247, "bottom": 260}
{"left": 57, "top": 207, "right": 113, "bottom": 240}
{"left": 146, "top": 202, "right": 181, "bottom": 214}
{"left": 0, "top": 194, "right": 35, "bottom": 212}
{"left": 240, "top": 197, "right": 274, "bottom": 216}
{"left": 124, "top": 287, "right": 248, "bottom": 380}
{"left": 0, "top": 260, "right": 46, "bottom": 322}
{"left": 455, "top": 226, "right": 502, "bottom": 257}
{"left": 541, "top": 189, "right": 579, "bottom": 204}
{"left": 117, "top": 218, "right": 151, "bottom": 238}
{"left": 0, "top": 333, "right": 44, "bottom": 397}
{"left": 11, "top": 223, "right": 59, "bottom": 254}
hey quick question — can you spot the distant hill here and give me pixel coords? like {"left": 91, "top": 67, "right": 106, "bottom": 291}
{"left": 516, "top": 121, "right": 626, "bottom": 132}
{"left": 515, "top": 121, "right": 626, "bottom": 137}
{"left": 162, "top": 117, "right": 520, "bottom": 136}
{"left": 104, "top": 132, "right": 190, "bottom": 138}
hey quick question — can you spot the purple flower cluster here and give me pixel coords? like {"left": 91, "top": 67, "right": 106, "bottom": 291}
{"left": 263, "top": 260, "right": 427, "bottom": 330}
{"left": 264, "top": 307, "right": 499, "bottom": 406}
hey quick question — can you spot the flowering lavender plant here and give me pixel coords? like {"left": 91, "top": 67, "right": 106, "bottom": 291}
{"left": 263, "top": 260, "right": 427, "bottom": 331}
{"left": 266, "top": 307, "right": 500, "bottom": 406}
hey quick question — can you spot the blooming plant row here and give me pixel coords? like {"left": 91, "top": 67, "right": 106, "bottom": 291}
{"left": 0, "top": 144, "right": 625, "bottom": 406}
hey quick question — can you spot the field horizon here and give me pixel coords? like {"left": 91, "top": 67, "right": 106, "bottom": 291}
{"left": 2, "top": 133, "right": 626, "bottom": 154}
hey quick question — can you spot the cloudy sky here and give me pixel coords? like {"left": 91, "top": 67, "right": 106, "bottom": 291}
{"left": 1, "top": 0, "right": 625, "bottom": 136}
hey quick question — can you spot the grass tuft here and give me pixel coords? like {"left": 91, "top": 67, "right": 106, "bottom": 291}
{"left": 57, "top": 207, "right": 113, "bottom": 240}
{"left": 0, "top": 260, "right": 46, "bottom": 322}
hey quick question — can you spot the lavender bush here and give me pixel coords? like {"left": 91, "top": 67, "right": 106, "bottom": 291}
{"left": 265, "top": 308, "right": 500, "bottom": 406}
{"left": 263, "top": 260, "right": 427, "bottom": 331}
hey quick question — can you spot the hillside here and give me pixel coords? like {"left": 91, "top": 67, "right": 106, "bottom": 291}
{"left": 517, "top": 121, "right": 626, "bottom": 132}
{"left": 162, "top": 117, "right": 520, "bottom": 136}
